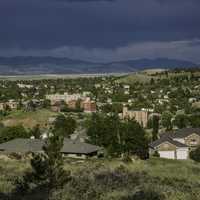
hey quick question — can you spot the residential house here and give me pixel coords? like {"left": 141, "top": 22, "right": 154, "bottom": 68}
{"left": 0, "top": 103, "right": 5, "bottom": 111}
{"left": 149, "top": 128, "right": 200, "bottom": 160}
{"left": 0, "top": 100, "right": 18, "bottom": 111}
{"left": 7, "top": 100, "right": 18, "bottom": 110}
{"left": 51, "top": 101, "right": 61, "bottom": 112}
{"left": 68, "top": 99, "right": 77, "bottom": 109}
{"left": 0, "top": 138, "right": 102, "bottom": 159}
{"left": 82, "top": 99, "right": 97, "bottom": 113}
{"left": 123, "top": 85, "right": 130, "bottom": 95}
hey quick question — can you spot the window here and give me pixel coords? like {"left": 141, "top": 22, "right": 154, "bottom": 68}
{"left": 190, "top": 139, "right": 197, "bottom": 145}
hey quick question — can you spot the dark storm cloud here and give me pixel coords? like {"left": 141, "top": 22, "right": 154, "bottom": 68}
{"left": 0, "top": 0, "right": 200, "bottom": 61}
{"left": 55, "top": 0, "right": 115, "bottom": 2}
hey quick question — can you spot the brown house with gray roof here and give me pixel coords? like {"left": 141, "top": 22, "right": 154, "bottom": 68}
{"left": 149, "top": 128, "right": 200, "bottom": 160}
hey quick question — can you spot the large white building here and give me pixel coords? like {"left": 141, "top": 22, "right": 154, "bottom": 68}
{"left": 46, "top": 92, "right": 85, "bottom": 104}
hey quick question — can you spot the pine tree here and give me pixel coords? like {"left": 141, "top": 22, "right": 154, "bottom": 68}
{"left": 15, "top": 132, "right": 70, "bottom": 199}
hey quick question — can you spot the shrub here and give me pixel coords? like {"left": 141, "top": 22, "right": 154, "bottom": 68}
{"left": 131, "top": 188, "right": 165, "bottom": 200}
{"left": 153, "top": 151, "right": 160, "bottom": 158}
{"left": 122, "top": 154, "right": 133, "bottom": 163}
{"left": 190, "top": 146, "right": 200, "bottom": 162}
{"left": 8, "top": 153, "right": 23, "bottom": 160}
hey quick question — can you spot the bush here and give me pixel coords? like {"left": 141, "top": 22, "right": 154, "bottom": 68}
{"left": 8, "top": 153, "right": 23, "bottom": 160}
{"left": 122, "top": 154, "right": 133, "bottom": 163}
{"left": 190, "top": 146, "right": 200, "bottom": 162}
{"left": 131, "top": 188, "right": 165, "bottom": 200}
{"left": 153, "top": 151, "right": 160, "bottom": 158}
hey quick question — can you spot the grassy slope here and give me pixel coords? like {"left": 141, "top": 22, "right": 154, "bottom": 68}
{"left": 0, "top": 158, "right": 199, "bottom": 199}
{"left": 117, "top": 71, "right": 200, "bottom": 84}
{"left": 0, "top": 109, "right": 58, "bottom": 129}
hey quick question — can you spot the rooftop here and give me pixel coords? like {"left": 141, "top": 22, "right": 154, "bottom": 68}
{"left": 149, "top": 137, "right": 188, "bottom": 148}
{"left": 0, "top": 138, "right": 101, "bottom": 155}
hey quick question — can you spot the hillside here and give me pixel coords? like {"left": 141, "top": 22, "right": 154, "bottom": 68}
{"left": 0, "top": 158, "right": 199, "bottom": 200}
{"left": 0, "top": 56, "right": 198, "bottom": 75}
{"left": 0, "top": 109, "right": 57, "bottom": 129}
{"left": 117, "top": 69, "right": 200, "bottom": 84}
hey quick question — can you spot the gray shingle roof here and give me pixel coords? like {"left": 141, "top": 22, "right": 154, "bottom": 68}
{"left": 149, "top": 137, "right": 188, "bottom": 149}
{"left": 0, "top": 138, "right": 44, "bottom": 153}
{"left": 150, "top": 128, "right": 200, "bottom": 148}
{"left": 0, "top": 138, "right": 101, "bottom": 155}
{"left": 61, "top": 138, "right": 101, "bottom": 154}
{"left": 170, "top": 128, "right": 200, "bottom": 138}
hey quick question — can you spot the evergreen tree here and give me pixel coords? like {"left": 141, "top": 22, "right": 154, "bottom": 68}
{"left": 152, "top": 115, "right": 159, "bottom": 141}
{"left": 15, "top": 132, "right": 70, "bottom": 199}
{"left": 121, "top": 119, "right": 149, "bottom": 159}
{"left": 53, "top": 114, "right": 76, "bottom": 137}
{"left": 174, "top": 114, "right": 188, "bottom": 129}
{"left": 87, "top": 113, "right": 149, "bottom": 159}
{"left": 0, "top": 125, "right": 29, "bottom": 143}
{"left": 161, "top": 111, "right": 173, "bottom": 130}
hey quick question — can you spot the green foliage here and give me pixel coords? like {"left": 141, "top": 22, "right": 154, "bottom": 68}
{"left": 101, "top": 103, "right": 123, "bottom": 113}
{"left": 29, "top": 124, "right": 41, "bottom": 139}
{"left": 152, "top": 151, "right": 160, "bottom": 158}
{"left": 25, "top": 100, "right": 36, "bottom": 112}
{"left": 1, "top": 158, "right": 200, "bottom": 200}
{"left": 189, "top": 114, "right": 200, "bottom": 128}
{"left": 161, "top": 111, "right": 173, "bottom": 130}
{"left": 53, "top": 114, "right": 77, "bottom": 137}
{"left": 0, "top": 125, "right": 29, "bottom": 143}
{"left": 87, "top": 113, "right": 149, "bottom": 159}
{"left": 174, "top": 114, "right": 189, "bottom": 129}
{"left": 148, "top": 115, "right": 159, "bottom": 141}
{"left": 15, "top": 132, "right": 70, "bottom": 198}
{"left": 42, "top": 99, "right": 51, "bottom": 109}
{"left": 190, "top": 146, "right": 200, "bottom": 162}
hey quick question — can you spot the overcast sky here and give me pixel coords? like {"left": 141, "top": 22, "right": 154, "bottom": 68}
{"left": 0, "top": 0, "right": 200, "bottom": 63}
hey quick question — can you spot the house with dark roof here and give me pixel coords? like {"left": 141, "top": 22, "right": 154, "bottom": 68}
{"left": 0, "top": 138, "right": 102, "bottom": 159}
{"left": 61, "top": 138, "right": 102, "bottom": 159}
{"left": 149, "top": 128, "right": 200, "bottom": 160}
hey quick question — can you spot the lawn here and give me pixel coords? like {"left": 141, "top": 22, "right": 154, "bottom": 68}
{"left": 0, "top": 109, "right": 58, "bottom": 129}
{"left": 0, "top": 157, "right": 199, "bottom": 200}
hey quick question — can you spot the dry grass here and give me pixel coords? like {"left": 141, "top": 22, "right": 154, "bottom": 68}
{"left": 0, "top": 157, "right": 200, "bottom": 199}
{"left": 1, "top": 109, "right": 58, "bottom": 129}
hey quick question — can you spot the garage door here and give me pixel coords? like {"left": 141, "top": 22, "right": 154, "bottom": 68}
{"left": 158, "top": 151, "right": 175, "bottom": 159}
{"left": 176, "top": 149, "right": 188, "bottom": 160}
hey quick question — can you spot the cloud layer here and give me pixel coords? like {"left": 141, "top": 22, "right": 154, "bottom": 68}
{"left": 0, "top": 0, "right": 199, "bottom": 62}
{"left": 1, "top": 39, "right": 200, "bottom": 63}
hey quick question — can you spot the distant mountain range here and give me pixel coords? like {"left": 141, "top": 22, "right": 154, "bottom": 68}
{"left": 0, "top": 56, "right": 198, "bottom": 75}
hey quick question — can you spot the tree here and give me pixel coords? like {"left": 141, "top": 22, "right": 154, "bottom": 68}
{"left": 161, "top": 111, "right": 173, "bottom": 130}
{"left": 190, "top": 146, "right": 200, "bottom": 162}
{"left": 53, "top": 114, "right": 76, "bottom": 137}
{"left": 86, "top": 113, "right": 105, "bottom": 146}
{"left": 87, "top": 113, "right": 149, "bottom": 159}
{"left": 42, "top": 99, "right": 51, "bottom": 109}
{"left": 0, "top": 125, "right": 29, "bottom": 143}
{"left": 30, "top": 124, "right": 42, "bottom": 139}
{"left": 15, "top": 132, "right": 70, "bottom": 199}
{"left": 121, "top": 119, "right": 149, "bottom": 159}
{"left": 148, "top": 115, "right": 159, "bottom": 141}
{"left": 25, "top": 100, "right": 36, "bottom": 112}
{"left": 189, "top": 114, "right": 200, "bottom": 128}
{"left": 174, "top": 114, "right": 188, "bottom": 129}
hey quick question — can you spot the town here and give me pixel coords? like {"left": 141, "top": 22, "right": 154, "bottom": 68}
{"left": 0, "top": 68, "right": 200, "bottom": 200}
